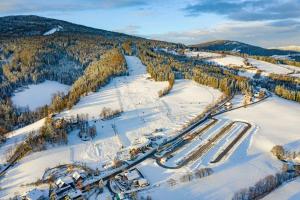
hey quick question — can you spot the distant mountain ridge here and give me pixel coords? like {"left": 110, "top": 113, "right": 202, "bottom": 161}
{"left": 0, "top": 15, "right": 136, "bottom": 39}
{"left": 189, "top": 40, "right": 299, "bottom": 57}
{"left": 275, "top": 46, "right": 300, "bottom": 52}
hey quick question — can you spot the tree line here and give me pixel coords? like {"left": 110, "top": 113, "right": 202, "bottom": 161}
{"left": 137, "top": 43, "right": 251, "bottom": 96}
{"left": 232, "top": 170, "right": 299, "bottom": 200}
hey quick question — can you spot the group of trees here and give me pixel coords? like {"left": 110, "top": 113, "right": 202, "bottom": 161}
{"left": 39, "top": 117, "right": 68, "bottom": 145}
{"left": 5, "top": 117, "right": 68, "bottom": 162}
{"left": 275, "top": 85, "right": 300, "bottom": 103}
{"left": 79, "top": 121, "right": 97, "bottom": 140}
{"left": 271, "top": 145, "right": 300, "bottom": 162}
{"left": 232, "top": 170, "right": 299, "bottom": 200}
{"left": 252, "top": 73, "right": 300, "bottom": 103}
{"left": 100, "top": 107, "right": 123, "bottom": 120}
{"left": 137, "top": 44, "right": 176, "bottom": 81}
{"left": 122, "top": 40, "right": 133, "bottom": 55}
{"left": 158, "top": 73, "right": 175, "bottom": 97}
{"left": 187, "top": 49, "right": 300, "bottom": 103}
{"left": 192, "top": 67, "right": 250, "bottom": 96}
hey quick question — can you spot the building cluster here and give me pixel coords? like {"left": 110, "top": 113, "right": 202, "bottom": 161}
{"left": 50, "top": 170, "right": 104, "bottom": 200}
{"left": 110, "top": 168, "right": 150, "bottom": 200}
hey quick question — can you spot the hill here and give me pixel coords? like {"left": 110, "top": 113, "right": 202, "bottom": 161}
{"left": 0, "top": 15, "right": 135, "bottom": 39}
{"left": 189, "top": 40, "right": 298, "bottom": 56}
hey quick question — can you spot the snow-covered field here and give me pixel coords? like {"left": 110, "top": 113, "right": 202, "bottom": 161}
{"left": 247, "top": 58, "right": 293, "bottom": 75}
{"left": 209, "top": 55, "right": 246, "bottom": 68}
{"left": 138, "top": 96, "right": 300, "bottom": 200}
{"left": 0, "top": 56, "right": 222, "bottom": 198}
{"left": 11, "top": 80, "right": 70, "bottom": 110}
{"left": 185, "top": 50, "right": 221, "bottom": 59}
{"left": 192, "top": 51, "right": 300, "bottom": 77}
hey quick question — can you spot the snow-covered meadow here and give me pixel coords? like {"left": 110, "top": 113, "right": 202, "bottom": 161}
{"left": 11, "top": 80, "right": 70, "bottom": 110}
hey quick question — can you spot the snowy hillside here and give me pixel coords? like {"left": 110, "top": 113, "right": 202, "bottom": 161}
{"left": 0, "top": 56, "right": 222, "bottom": 198}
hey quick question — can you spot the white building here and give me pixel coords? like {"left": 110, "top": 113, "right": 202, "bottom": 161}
{"left": 125, "top": 169, "right": 141, "bottom": 181}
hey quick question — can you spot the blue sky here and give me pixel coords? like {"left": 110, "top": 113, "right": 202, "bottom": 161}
{"left": 1, "top": 0, "right": 300, "bottom": 47}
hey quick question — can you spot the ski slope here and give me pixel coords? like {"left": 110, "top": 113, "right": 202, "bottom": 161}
{"left": 61, "top": 56, "right": 222, "bottom": 146}
{"left": 43, "top": 26, "right": 63, "bottom": 35}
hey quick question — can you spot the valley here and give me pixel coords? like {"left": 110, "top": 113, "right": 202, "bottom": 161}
{"left": 0, "top": 14, "right": 299, "bottom": 200}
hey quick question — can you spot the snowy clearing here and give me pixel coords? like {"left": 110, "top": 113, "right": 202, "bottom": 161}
{"left": 247, "top": 58, "right": 292, "bottom": 75}
{"left": 11, "top": 80, "right": 70, "bottom": 110}
{"left": 209, "top": 55, "right": 246, "bottom": 68}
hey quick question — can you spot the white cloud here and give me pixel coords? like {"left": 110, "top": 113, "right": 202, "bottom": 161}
{"left": 114, "top": 25, "right": 141, "bottom": 35}
{"left": 149, "top": 20, "right": 300, "bottom": 47}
